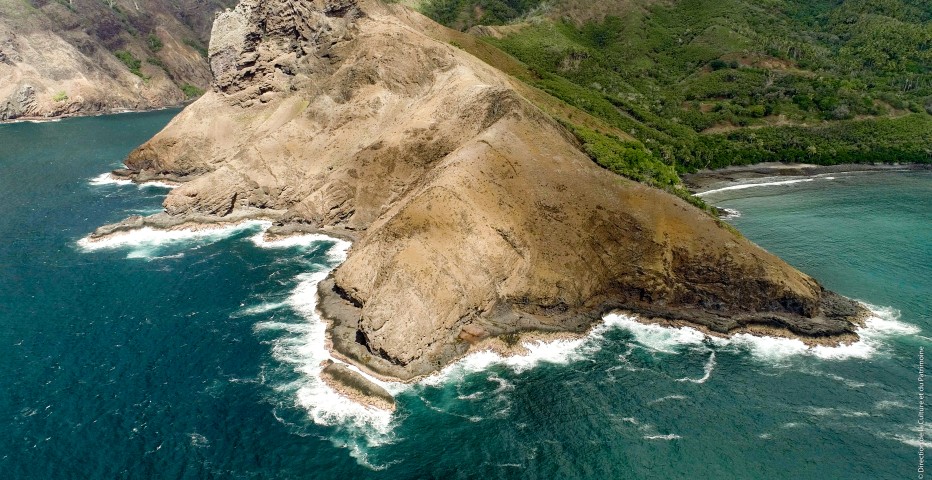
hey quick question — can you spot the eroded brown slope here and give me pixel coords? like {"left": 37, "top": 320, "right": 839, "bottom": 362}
{"left": 110, "top": 0, "right": 863, "bottom": 381}
{"left": 0, "top": 0, "right": 234, "bottom": 120}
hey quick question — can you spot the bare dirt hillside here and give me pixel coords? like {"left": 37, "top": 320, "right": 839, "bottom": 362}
{"left": 0, "top": 0, "right": 236, "bottom": 120}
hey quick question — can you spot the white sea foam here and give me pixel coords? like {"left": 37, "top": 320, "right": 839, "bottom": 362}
{"left": 89, "top": 172, "right": 132, "bottom": 186}
{"left": 603, "top": 314, "right": 711, "bottom": 353}
{"left": 257, "top": 266, "right": 408, "bottom": 468}
{"left": 417, "top": 319, "right": 628, "bottom": 387}
{"left": 236, "top": 301, "right": 289, "bottom": 317}
{"left": 249, "top": 231, "right": 352, "bottom": 262}
{"left": 77, "top": 221, "right": 270, "bottom": 258}
{"left": 77, "top": 215, "right": 397, "bottom": 460}
{"left": 676, "top": 352, "right": 716, "bottom": 384}
{"left": 648, "top": 395, "right": 688, "bottom": 405}
{"left": 643, "top": 434, "right": 681, "bottom": 440}
{"left": 728, "top": 303, "right": 918, "bottom": 362}
{"left": 23, "top": 118, "right": 62, "bottom": 124}
{"left": 89, "top": 172, "right": 178, "bottom": 189}
{"left": 719, "top": 208, "right": 742, "bottom": 219}
{"left": 874, "top": 400, "right": 908, "bottom": 410}
{"left": 697, "top": 177, "right": 821, "bottom": 197}
{"left": 603, "top": 303, "right": 917, "bottom": 363}
{"left": 137, "top": 181, "right": 178, "bottom": 190}
{"left": 880, "top": 426, "right": 932, "bottom": 448}
{"left": 413, "top": 300, "right": 915, "bottom": 394}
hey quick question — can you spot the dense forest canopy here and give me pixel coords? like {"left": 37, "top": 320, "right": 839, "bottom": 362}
{"left": 417, "top": 0, "right": 931, "bottom": 184}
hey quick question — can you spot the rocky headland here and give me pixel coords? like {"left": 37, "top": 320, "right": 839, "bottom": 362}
{"left": 90, "top": 0, "right": 867, "bottom": 404}
{"left": 0, "top": 0, "right": 235, "bottom": 121}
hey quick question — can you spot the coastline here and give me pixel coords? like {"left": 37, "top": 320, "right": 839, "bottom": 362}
{"left": 0, "top": 102, "right": 192, "bottom": 126}
{"left": 80, "top": 213, "right": 873, "bottom": 411}
{"left": 683, "top": 162, "right": 932, "bottom": 195}
{"left": 83, "top": 155, "right": 889, "bottom": 411}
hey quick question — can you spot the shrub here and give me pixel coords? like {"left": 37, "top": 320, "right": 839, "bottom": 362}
{"left": 147, "top": 34, "right": 163, "bottom": 52}
{"left": 52, "top": 91, "right": 68, "bottom": 102}
{"left": 114, "top": 50, "right": 144, "bottom": 78}
{"left": 181, "top": 84, "right": 205, "bottom": 98}
{"left": 710, "top": 59, "right": 729, "bottom": 70}
{"left": 146, "top": 57, "right": 167, "bottom": 71}
{"left": 183, "top": 39, "right": 208, "bottom": 58}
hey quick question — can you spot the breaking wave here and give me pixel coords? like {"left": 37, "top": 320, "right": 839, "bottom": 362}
{"left": 77, "top": 221, "right": 270, "bottom": 259}
{"left": 676, "top": 352, "right": 716, "bottom": 384}
{"left": 608, "top": 304, "right": 917, "bottom": 363}
{"left": 245, "top": 234, "right": 405, "bottom": 469}
{"left": 89, "top": 172, "right": 133, "bottom": 186}
{"left": 89, "top": 172, "right": 178, "bottom": 189}
{"left": 249, "top": 230, "right": 351, "bottom": 262}
{"left": 697, "top": 177, "right": 822, "bottom": 197}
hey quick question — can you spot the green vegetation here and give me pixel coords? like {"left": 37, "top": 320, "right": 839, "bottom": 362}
{"left": 114, "top": 50, "right": 145, "bottom": 78}
{"left": 52, "top": 91, "right": 68, "bottom": 103}
{"left": 422, "top": 0, "right": 545, "bottom": 30}
{"left": 147, "top": 34, "right": 163, "bottom": 52}
{"left": 183, "top": 39, "right": 208, "bottom": 58}
{"left": 181, "top": 84, "right": 205, "bottom": 98}
{"left": 421, "top": 0, "right": 932, "bottom": 185}
{"left": 568, "top": 123, "right": 712, "bottom": 211}
{"left": 568, "top": 124, "right": 679, "bottom": 187}
{"left": 146, "top": 56, "right": 167, "bottom": 71}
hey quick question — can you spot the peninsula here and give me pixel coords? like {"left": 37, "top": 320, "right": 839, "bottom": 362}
{"left": 91, "top": 0, "right": 867, "bottom": 402}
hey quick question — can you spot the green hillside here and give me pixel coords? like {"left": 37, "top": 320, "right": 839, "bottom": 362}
{"left": 419, "top": 0, "right": 931, "bottom": 176}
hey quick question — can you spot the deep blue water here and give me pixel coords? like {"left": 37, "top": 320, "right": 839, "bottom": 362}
{"left": 0, "top": 112, "right": 928, "bottom": 479}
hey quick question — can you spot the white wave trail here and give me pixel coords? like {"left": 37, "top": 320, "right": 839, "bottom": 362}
{"left": 648, "top": 395, "right": 688, "bottom": 405}
{"left": 415, "top": 301, "right": 915, "bottom": 393}
{"left": 719, "top": 208, "right": 742, "bottom": 219}
{"left": 677, "top": 352, "right": 716, "bottom": 384}
{"left": 728, "top": 303, "right": 918, "bottom": 362}
{"left": 603, "top": 314, "right": 711, "bottom": 354}
{"left": 249, "top": 231, "right": 351, "bottom": 262}
{"left": 258, "top": 268, "right": 404, "bottom": 469}
{"left": 88, "top": 172, "right": 178, "bottom": 189}
{"left": 137, "top": 181, "right": 178, "bottom": 190}
{"left": 605, "top": 303, "right": 917, "bottom": 363}
{"left": 77, "top": 221, "right": 270, "bottom": 259}
{"left": 417, "top": 314, "right": 643, "bottom": 387}
{"left": 89, "top": 172, "right": 132, "bottom": 186}
{"left": 235, "top": 301, "right": 289, "bottom": 317}
{"left": 697, "top": 177, "right": 820, "bottom": 196}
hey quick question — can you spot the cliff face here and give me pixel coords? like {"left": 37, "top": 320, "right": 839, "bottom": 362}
{"left": 0, "top": 0, "right": 236, "bottom": 121}
{"left": 114, "top": 0, "right": 863, "bottom": 381}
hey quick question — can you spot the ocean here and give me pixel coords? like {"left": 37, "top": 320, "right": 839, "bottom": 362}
{"left": 0, "top": 111, "right": 927, "bottom": 479}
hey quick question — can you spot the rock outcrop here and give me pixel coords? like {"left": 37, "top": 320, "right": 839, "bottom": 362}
{"left": 0, "top": 0, "right": 235, "bottom": 121}
{"left": 107, "top": 0, "right": 865, "bottom": 383}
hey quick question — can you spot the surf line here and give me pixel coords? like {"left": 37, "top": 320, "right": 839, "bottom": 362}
{"left": 696, "top": 178, "right": 818, "bottom": 196}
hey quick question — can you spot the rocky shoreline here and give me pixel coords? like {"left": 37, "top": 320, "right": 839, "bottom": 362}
{"left": 683, "top": 162, "right": 932, "bottom": 194}
{"left": 0, "top": 103, "right": 192, "bottom": 126}
{"left": 317, "top": 273, "right": 868, "bottom": 386}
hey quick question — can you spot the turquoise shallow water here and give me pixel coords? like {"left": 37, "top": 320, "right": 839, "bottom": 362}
{"left": 0, "top": 112, "right": 928, "bottom": 479}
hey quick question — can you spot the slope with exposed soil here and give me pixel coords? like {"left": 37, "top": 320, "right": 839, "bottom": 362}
{"left": 0, "top": 0, "right": 236, "bottom": 120}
